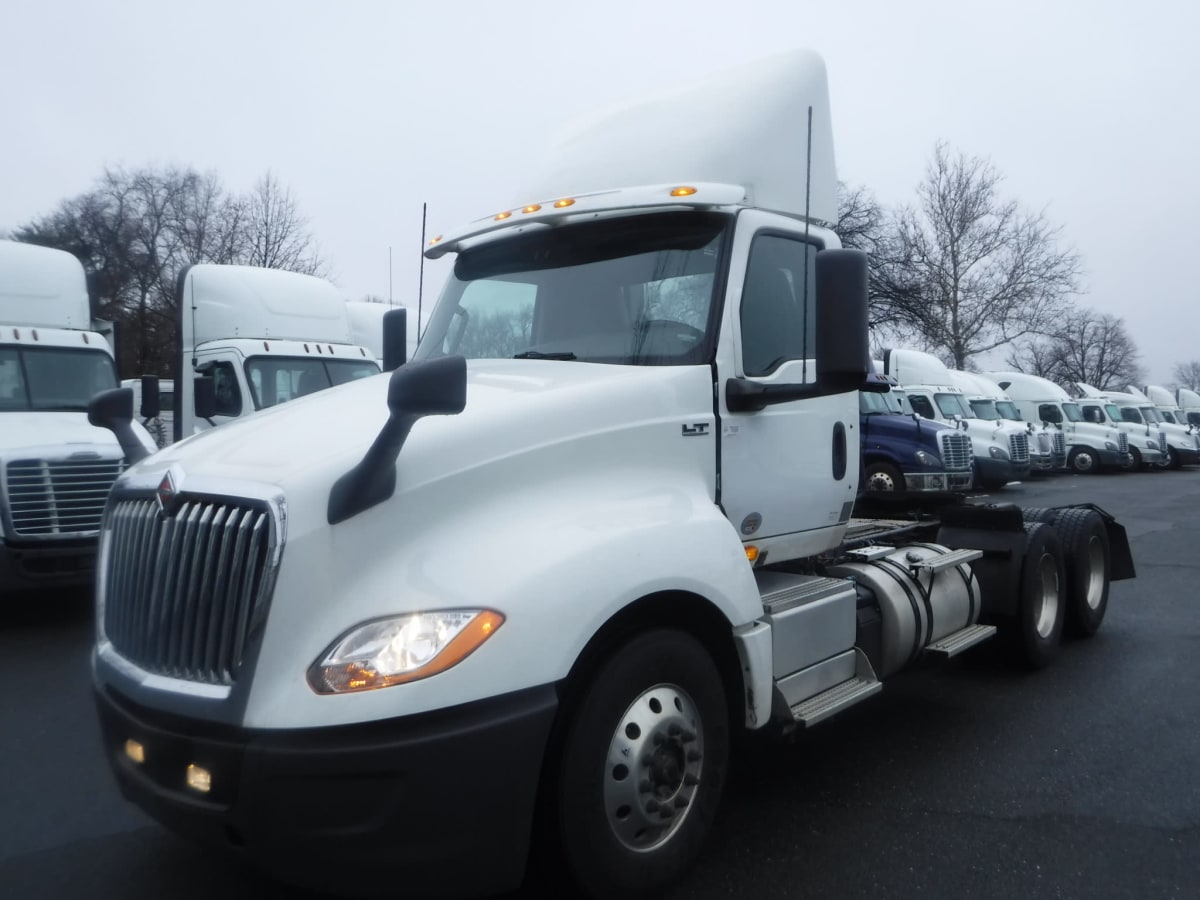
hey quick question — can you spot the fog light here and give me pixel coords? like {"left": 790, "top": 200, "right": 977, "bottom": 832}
{"left": 186, "top": 764, "right": 212, "bottom": 794}
{"left": 124, "top": 739, "right": 145, "bottom": 765}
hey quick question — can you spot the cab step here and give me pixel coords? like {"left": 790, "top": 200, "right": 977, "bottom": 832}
{"left": 789, "top": 649, "right": 881, "bottom": 727}
{"left": 925, "top": 623, "right": 996, "bottom": 658}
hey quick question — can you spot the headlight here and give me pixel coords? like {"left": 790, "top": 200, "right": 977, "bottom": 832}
{"left": 1105, "top": 441, "right": 1117, "bottom": 451}
{"left": 989, "top": 446, "right": 1010, "bottom": 460}
{"left": 308, "top": 609, "right": 505, "bottom": 694}
{"left": 914, "top": 450, "right": 939, "bottom": 466}
{"left": 1146, "top": 440, "right": 1156, "bottom": 449}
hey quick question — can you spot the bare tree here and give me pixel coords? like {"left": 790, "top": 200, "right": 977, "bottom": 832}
{"left": 14, "top": 166, "right": 328, "bottom": 376}
{"left": 241, "top": 173, "right": 325, "bottom": 275}
{"left": 883, "top": 142, "right": 1081, "bottom": 369}
{"left": 1008, "top": 308, "right": 1142, "bottom": 390}
{"left": 1172, "top": 360, "right": 1200, "bottom": 391}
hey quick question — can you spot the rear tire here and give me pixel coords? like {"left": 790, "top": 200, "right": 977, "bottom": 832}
{"left": 1053, "top": 508, "right": 1110, "bottom": 637}
{"left": 557, "top": 630, "right": 729, "bottom": 900}
{"left": 1010, "top": 522, "right": 1066, "bottom": 668}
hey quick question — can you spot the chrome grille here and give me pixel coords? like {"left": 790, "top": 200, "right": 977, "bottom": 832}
{"left": 1052, "top": 431, "right": 1066, "bottom": 456}
{"left": 5, "top": 457, "right": 124, "bottom": 537}
{"left": 1158, "top": 431, "right": 1167, "bottom": 454}
{"left": 1008, "top": 432, "right": 1030, "bottom": 464}
{"left": 1118, "top": 432, "right": 1129, "bottom": 453}
{"left": 940, "top": 432, "right": 973, "bottom": 470}
{"left": 102, "top": 497, "right": 276, "bottom": 685}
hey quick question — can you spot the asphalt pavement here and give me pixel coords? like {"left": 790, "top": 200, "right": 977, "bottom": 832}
{"left": 1, "top": 468, "right": 1197, "bottom": 899}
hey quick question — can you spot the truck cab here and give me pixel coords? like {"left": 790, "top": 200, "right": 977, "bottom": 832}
{"left": 171, "top": 265, "right": 382, "bottom": 444}
{"left": 0, "top": 240, "right": 156, "bottom": 596}
{"left": 1177, "top": 387, "right": 1200, "bottom": 428}
{"left": 1128, "top": 385, "right": 1199, "bottom": 468}
{"left": 955, "top": 370, "right": 1061, "bottom": 471}
{"left": 1073, "top": 383, "right": 1166, "bottom": 469}
{"left": 884, "top": 350, "right": 1031, "bottom": 490}
{"left": 987, "top": 371, "right": 1128, "bottom": 473}
{"left": 859, "top": 372, "right": 973, "bottom": 493}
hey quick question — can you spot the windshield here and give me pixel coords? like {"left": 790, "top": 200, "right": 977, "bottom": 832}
{"left": 1140, "top": 406, "right": 1161, "bottom": 424}
{"left": 968, "top": 398, "right": 1000, "bottom": 420}
{"left": 1160, "top": 410, "right": 1178, "bottom": 424}
{"left": 1061, "top": 403, "right": 1083, "bottom": 423}
{"left": 244, "top": 356, "right": 380, "bottom": 410}
{"left": 996, "top": 400, "right": 1021, "bottom": 420}
{"left": 1116, "top": 405, "right": 1142, "bottom": 424}
{"left": 860, "top": 391, "right": 897, "bottom": 415}
{"left": 0, "top": 346, "right": 118, "bottom": 411}
{"left": 415, "top": 212, "right": 729, "bottom": 366}
{"left": 935, "top": 393, "right": 971, "bottom": 418}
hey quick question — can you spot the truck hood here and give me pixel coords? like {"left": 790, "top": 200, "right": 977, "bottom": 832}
{"left": 121, "top": 359, "right": 715, "bottom": 497}
{"left": 0, "top": 411, "right": 135, "bottom": 458}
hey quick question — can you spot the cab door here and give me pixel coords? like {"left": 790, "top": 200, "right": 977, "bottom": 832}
{"left": 716, "top": 211, "right": 858, "bottom": 560}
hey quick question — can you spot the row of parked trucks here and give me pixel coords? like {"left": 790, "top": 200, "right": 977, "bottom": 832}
{"left": 0, "top": 48, "right": 1168, "bottom": 900}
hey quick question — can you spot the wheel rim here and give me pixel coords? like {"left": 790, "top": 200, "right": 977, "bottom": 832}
{"left": 1073, "top": 451, "right": 1094, "bottom": 472}
{"left": 866, "top": 470, "right": 897, "bottom": 491}
{"left": 1034, "top": 552, "right": 1060, "bottom": 638}
{"left": 1085, "top": 535, "right": 1105, "bottom": 610}
{"left": 604, "top": 683, "right": 704, "bottom": 853}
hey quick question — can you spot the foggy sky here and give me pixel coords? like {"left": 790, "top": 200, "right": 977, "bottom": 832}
{"left": 2, "top": 0, "right": 1196, "bottom": 384}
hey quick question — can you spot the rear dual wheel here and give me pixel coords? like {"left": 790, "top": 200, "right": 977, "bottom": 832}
{"left": 1021, "top": 508, "right": 1110, "bottom": 638}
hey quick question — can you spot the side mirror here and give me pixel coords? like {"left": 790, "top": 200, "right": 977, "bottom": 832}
{"left": 194, "top": 376, "right": 217, "bottom": 420}
{"left": 140, "top": 375, "right": 161, "bottom": 419}
{"left": 381, "top": 307, "right": 408, "bottom": 372}
{"left": 88, "top": 387, "right": 151, "bottom": 465}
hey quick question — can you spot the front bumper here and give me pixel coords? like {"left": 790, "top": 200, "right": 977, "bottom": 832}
{"left": 904, "top": 470, "right": 974, "bottom": 492}
{"left": 975, "top": 457, "right": 1031, "bottom": 485}
{"left": 95, "top": 679, "right": 559, "bottom": 898}
{"left": 0, "top": 536, "right": 97, "bottom": 595}
{"left": 1172, "top": 446, "right": 1200, "bottom": 466}
{"left": 1097, "top": 448, "right": 1129, "bottom": 468}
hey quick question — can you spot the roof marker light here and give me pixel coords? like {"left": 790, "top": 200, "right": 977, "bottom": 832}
{"left": 522, "top": 204, "right": 541, "bottom": 214}
{"left": 494, "top": 211, "right": 512, "bottom": 221}
{"left": 429, "top": 235, "right": 442, "bottom": 246}
{"left": 670, "top": 186, "right": 698, "bottom": 197}
{"left": 553, "top": 198, "right": 575, "bottom": 208}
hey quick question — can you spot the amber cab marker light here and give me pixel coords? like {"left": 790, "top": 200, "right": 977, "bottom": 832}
{"left": 494, "top": 211, "right": 513, "bottom": 221}
{"left": 124, "top": 739, "right": 145, "bottom": 765}
{"left": 670, "top": 186, "right": 698, "bottom": 197}
{"left": 521, "top": 204, "right": 542, "bottom": 214}
{"left": 553, "top": 198, "right": 575, "bottom": 208}
{"left": 429, "top": 235, "right": 442, "bottom": 246}
{"left": 745, "top": 545, "right": 759, "bottom": 563}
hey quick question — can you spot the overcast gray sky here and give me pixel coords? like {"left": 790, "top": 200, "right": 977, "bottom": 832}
{"left": 2, "top": 0, "right": 1196, "bottom": 384}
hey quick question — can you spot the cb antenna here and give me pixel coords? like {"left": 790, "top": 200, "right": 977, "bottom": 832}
{"left": 417, "top": 202, "right": 428, "bottom": 340}
{"left": 801, "top": 104, "right": 813, "bottom": 384}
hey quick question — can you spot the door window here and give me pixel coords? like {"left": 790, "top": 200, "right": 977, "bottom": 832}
{"left": 739, "top": 235, "right": 817, "bottom": 376}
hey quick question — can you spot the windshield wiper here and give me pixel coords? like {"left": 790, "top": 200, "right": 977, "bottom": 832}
{"left": 513, "top": 351, "right": 577, "bottom": 360}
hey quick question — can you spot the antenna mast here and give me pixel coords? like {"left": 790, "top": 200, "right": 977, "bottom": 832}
{"left": 418, "top": 202, "right": 427, "bottom": 339}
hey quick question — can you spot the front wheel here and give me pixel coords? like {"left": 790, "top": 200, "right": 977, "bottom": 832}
{"left": 557, "top": 630, "right": 729, "bottom": 899}
{"left": 1068, "top": 446, "right": 1099, "bottom": 474}
{"left": 864, "top": 461, "right": 906, "bottom": 494}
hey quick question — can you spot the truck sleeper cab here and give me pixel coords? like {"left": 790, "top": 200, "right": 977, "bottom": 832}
{"left": 987, "top": 371, "right": 1128, "bottom": 473}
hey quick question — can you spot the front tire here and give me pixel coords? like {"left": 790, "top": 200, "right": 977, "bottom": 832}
{"left": 864, "top": 461, "right": 906, "bottom": 494}
{"left": 1068, "top": 446, "right": 1099, "bottom": 474}
{"left": 557, "top": 630, "right": 729, "bottom": 899}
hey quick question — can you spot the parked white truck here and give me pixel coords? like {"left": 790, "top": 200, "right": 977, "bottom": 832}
{"left": 950, "top": 370, "right": 1059, "bottom": 471}
{"left": 87, "top": 52, "right": 1133, "bottom": 899}
{"left": 0, "top": 240, "right": 156, "bottom": 596}
{"left": 1073, "top": 383, "right": 1167, "bottom": 469}
{"left": 159, "top": 265, "right": 398, "bottom": 446}
{"left": 1178, "top": 388, "right": 1200, "bottom": 428}
{"left": 1118, "top": 386, "right": 1195, "bottom": 472}
{"left": 883, "top": 348, "right": 1033, "bottom": 489}
{"left": 987, "top": 371, "right": 1129, "bottom": 473}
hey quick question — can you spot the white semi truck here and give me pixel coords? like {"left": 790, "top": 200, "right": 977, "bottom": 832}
{"left": 987, "top": 371, "right": 1129, "bottom": 473}
{"left": 0, "top": 240, "right": 156, "bottom": 596}
{"left": 883, "top": 348, "right": 1033, "bottom": 489}
{"left": 949, "top": 370, "right": 1059, "bottom": 471}
{"left": 86, "top": 53, "right": 1134, "bottom": 899}
{"left": 1127, "top": 385, "right": 1200, "bottom": 468}
{"left": 158, "top": 265, "right": 398, "bottom": 446}
{"left": 1073, "top": 383, "right": 1167, "bottom": 469}
{"left": 1178, "top": 387, "right": 1200, "bottom": 427}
